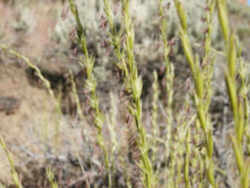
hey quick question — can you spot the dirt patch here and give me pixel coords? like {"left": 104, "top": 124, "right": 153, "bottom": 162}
{"left": 23, "top": 2, "right": 60, "bottom": 58}
{"left": 0, "top": 61, "right": 54, "bottom": 183}
{"left": 0, "top": 1, "right": 61, "bottom": 58}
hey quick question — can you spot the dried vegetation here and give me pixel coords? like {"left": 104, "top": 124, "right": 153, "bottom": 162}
{"left": 0, "top": 0, "right": 250, "bottom": 187}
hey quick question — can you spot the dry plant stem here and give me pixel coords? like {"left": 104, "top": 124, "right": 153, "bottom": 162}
{"left": 0, "top": 137, "right": 23, "bottom": 188}
{"left": 106, "top": 93, "right": 118, "bottom": 172}
{"left": 238, "top": 57, "right": 250, "bottom": 146}
{"left": 216, "top": 0, "right": 249, "bottom": 187}
{"left": 203, "top": 0, "right": 215, "bottom": 110}
{"left": 159, "top": 0, "right": 174, "bottom": 145}
{"left": 69, "top": 71, "right": 84, "bottom": 119}
{"left": 103, "top": 1, "right": 130, "bottom": 173}
{"left": 176, "top": 101, "right": 196, "bottom": 187}
{"left": 68, "top": 0, "right": 84, "bottom": 47}
{"left": 82, "top": 33, "right": 111, "bottom": 186}
{"left": 102, "top": 1, "right": 130, "bottom": 166}
{"left": 173, "top": 0, "right": 216, "bottom": 187}
{"left": 103, "top": 0, "right": 128, "bottom": 76}
{"left": 46, "top": 167, "right": 58, "bottom": 188}
{"left": 194, "top": 120, "right": 207, "bottom": 187}
{"left": 68, "top": 0, "right": 111, "bottom": 187}
{"left": 151, "top": 71, "right": 159, "bottom": 165}
{"left": 0, "top": 45, "right": 56, "bottom": 102}
{"left": 122, "top": 0, "right": 155, "bottom": 187}
{"left": 184, "top": 129, "right": 191, "bottom": 188}
{"left": 102, "top": 1, "right": 129, "bottom": 171}
{"left": 159, "top": 1, "right": 176, "bottom": 186}
{"left": 150, "top": 71, "right": 161, "bottom": 186}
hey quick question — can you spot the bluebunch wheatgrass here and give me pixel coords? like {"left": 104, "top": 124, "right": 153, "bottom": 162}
{"left": 164, "top": 93, "right": 196, "bottom": 187}
{"left": 0, "top": 137, "right": 22, "bottom": 188}
{"left": 83, "top": 54, "right": 110, "bottom": 176}
{"left": 184, "top": 129, "right": 191, "bottom": 188}
{"left": 102, "top": 1, "right": 129, "bottom": 169}
{"left": 159, "top": 0, "right": 174, "bottom": 146}
{"left": 199, "top": 155, "right": 206, "bottom": 188}
{"left": 121, "top": 0, "right": 155, "bottom": 187}
{"left": 108, "top": 93, "right": 119, "bottom": 153}
{"left": 202, "top": 0, "right": 216, "bottom": 185}
{"left": 1, "top": 0, "right": 249, "bottom": 187}
{"left": 193, "top": 121, "right": 207, "bottom": 187}
{"left": 46, "top": 167, "right": 58, "bottom": 188}
{"left": 159, "top": 1, "right": 177, "bottom": 186}
{"left": 103, "top": 0, "right": 128, "bottom": 78}
{"left": 151, "top": 71, "right": 159, "bottom": 164}
{"left": 69, "top": 71, "right": 84, "bottom": 120}
{"left": 238, "top": 57, "right": 250, "bottom": 163}
{"left": 106, "top": 92, "right": 119, "bottom": 179}
{"left": 147, "top": 70, "right": 160, "bottom": 185}
{"left": 103, "top": 1, "right": 156, "bottom": 186}
{"left": 174, "top": 0, "right": 216, "bottom": 187}
{"left": 68, "top": 0, "right": 112, "bottom": 187}
{"left": 216, "top": 0, "right": 249, "bottom": 187}
{"left": 216, "top": 0, "right": 229, "bottom": 43}
{"left": 204, "top": 0, "right": 216, "bottom": 58}
{"left": 102, "top": 1, "right": 128, "bottom": 165}
{"left": 177, "top": 101, "right": 196, "bottom": 187}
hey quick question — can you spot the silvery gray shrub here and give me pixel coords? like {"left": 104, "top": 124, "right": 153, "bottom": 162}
{"left": 53, "top": 0, "right": 223, "bottom": 99}
{"left": 54, "top": 0, "right": 220, "bottom": 47}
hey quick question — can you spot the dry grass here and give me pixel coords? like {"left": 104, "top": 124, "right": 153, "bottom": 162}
{"left": 0, "top": 0, "right": 250, "bottom": 187}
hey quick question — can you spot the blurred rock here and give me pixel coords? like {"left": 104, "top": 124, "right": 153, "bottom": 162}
{"left": 0, "top": 96, "right": 21, "bottom": 115}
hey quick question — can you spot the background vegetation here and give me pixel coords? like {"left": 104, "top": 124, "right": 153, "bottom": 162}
{"left": 0, "top": 0, "right": 249, "bottom": 187}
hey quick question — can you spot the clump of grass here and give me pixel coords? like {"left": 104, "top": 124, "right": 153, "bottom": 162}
{"left": 121, "top": 0, "right": 155, "bottom": 187}
{"left": 174, "top": 0, "right": 216, "bottom": 186}
{"left": 103, "top": 0, "right": 128, "bottom": 77}
{"left": 1, "top": 0, "right": 250, "bottom": 187}
{"left": 68, "top": 0, "right": 112, "bottom": 187}
{"left": 216, "top": 0, "right": 249, "bottom": 187}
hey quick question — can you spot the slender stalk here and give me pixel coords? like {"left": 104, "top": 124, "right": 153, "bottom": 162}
{"left": 69, "top": 71, "right": 84, "bottom": 119}
{"left": 151, "top": 71, "right": 159, "bottom": 164}
{"left": 122, "top": 0, "right": 155, "bottom": 187}
{"left": 103, "top": 0, "right": 128, "bottom": 77}
{"left": 216, "top": 0, "right": 249, "bottom": 187}
{"left": 68, "top": 0, "right": 111, "bottom": 187}
{"left": 159, "top": 1, "right": 176, "bottom": 186}
{"left": 173, "top": 0, "right": 216, "bottom": 187}
{"left": 46, "top": 167, "right": 58, "bottom": 188}
{"left": 0, "top": 137, "right": 23, "bottom": 188}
